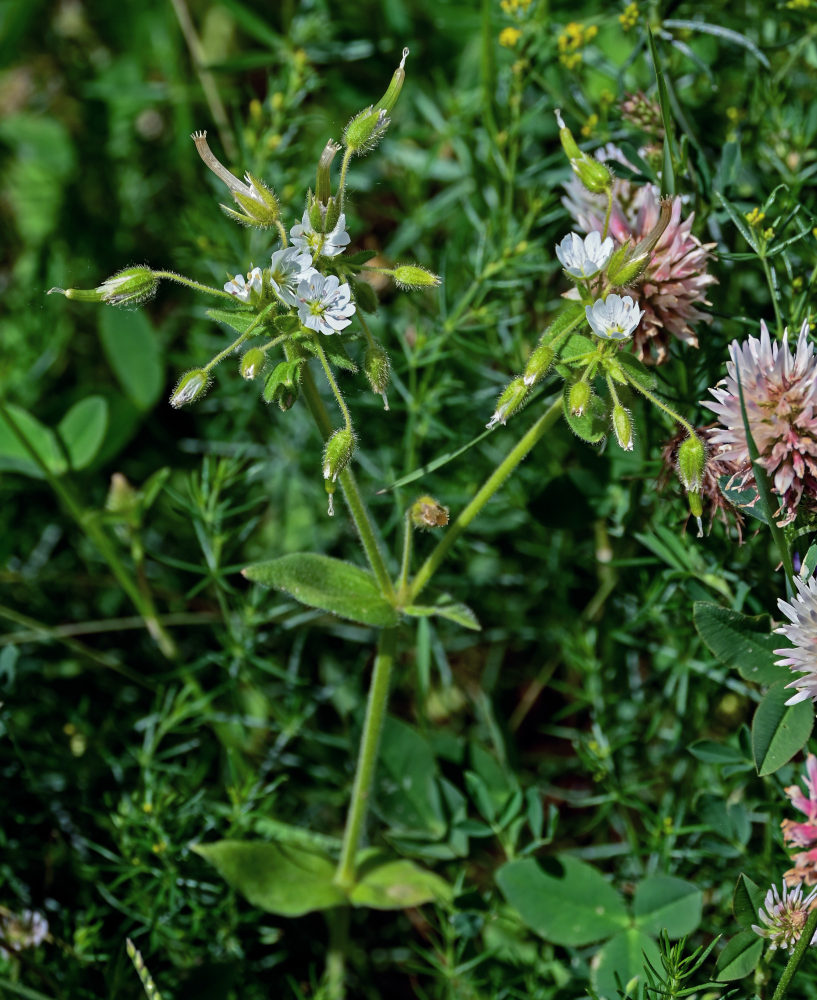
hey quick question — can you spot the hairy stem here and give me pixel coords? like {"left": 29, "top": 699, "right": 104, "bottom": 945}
{"left": 152, "top": 271, "right": 238, "bottom": 301}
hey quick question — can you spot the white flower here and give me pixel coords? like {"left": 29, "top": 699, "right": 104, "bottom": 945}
{"left": 268, "top": 246, "right": 315, "bottom": 306}
{"left": 752, "top": 881, "right": 817, "bottom": 951}
{"left": 290, "top": 210, "right": 351, "bottom": 258}
{"left": 224, "top": 266, "right": 263, "bottom": 304}
{"left": 555, "top": 231, "right": 614, "bottom": 279}
{"left": 585, "top": 293, "right": 643, "bottom": 341}
{"left": 296, "top": 273, "right": 356, "bottom": 335}
{"left": 776, "top": 575, "right": 817, "bottom": 705}
{"left": 0, "top": 909, "right": 49, "bottom": 957}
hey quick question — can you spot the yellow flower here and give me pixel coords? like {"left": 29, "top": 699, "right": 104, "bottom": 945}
{"left": 581, "top": 113, "right": 599, "bottom": 137}
{"left": 499, "top": 26, "right": 522, "bottom": 47}
{"left": 619, "top": 2, "right": 639, "bottom": 30}
{"left": 745, "top": 207, "right": 766, "bottom": 227}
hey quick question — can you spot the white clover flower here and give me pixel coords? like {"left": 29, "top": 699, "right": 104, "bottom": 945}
{"left": 0, "top": 909, "right": 49, "bottom": 958}
{"left": 585, "top": 293, "right": 644, "bottom": 341}
{"left": 296, "top": 273, "right": 356, "bottom": 335}
{"left": 290, "top": 210, "right": 351, "bottom": 258}
{"left": 752, "top": 881, "right": 817, "bottom": 951}
{"left": 776, "top": 575, "right": 817, "bottom": 706}
{"left": 224, "top": 267, "right": 263, "bottom": 304}
{"left": 555, "top": 231, "right": 615, "bottom": 279}
{"left": 268, "top": 246, "right": 315, "bottom": 306}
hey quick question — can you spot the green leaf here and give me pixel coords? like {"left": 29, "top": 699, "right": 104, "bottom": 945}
{"left": 687, "top": 740, "right": 749, "bottom": 766}
{"left": 0, "top": 404, "right": 66, "bottom": 478}
{"left": 633, "top": 876, "right": 702, "bottom": 937}
{"left": 562, "top": 384, "right": 608, "bottom": 444}
{"left": 616, "top": 352, "right": 656, "bottom": 392}
{"left": 349, "top": 851, "right": 451, "bottom": 909}
{"left": 243, "top": 553, "right": 398, "bottom": 628}
{"left": 377, "top": 426, "right": 495, "bottom": 493}
{"left": 193, "top": 840, "right": 345, "bottom": 917}
{"left": 403, "top": 597, "right": 481, "bottom": 631}
{"left": 733, "top": 873, "right": 765, "bottom": 929}
{"left": 647, "top": 27, "right": 677, "bottom": 196}
{"left": 496, "top": 855, "right": 629, "bottom": 946}
{"left": 375, "top": 717, "right": 446, "bottom": 839}
{"left": 714, "top": 141, "right": 742, "bottom": 193}
{"left": 57, "top": 396, "right": 108, "bottom": 470}
{"left": 98, "top": 308, "right": 163, "bottom": 411}
{"left": 205, "top": 306, "right": 258, "bottom": 335}
{"left": 343, "top": 249, "right": 379, "bottom": 267}
{"left": 693, "top": 602, "right": 786, "bottom": 685}
{"left": 262, "top": 359, "right": 303, "bottom": 404}
{"left": 662, "top": 19, "right": 771, "bottom": 69}
{"left": 752, "top": 680, "right": 813, "bottom": 776}
{"left": 718, "top": 474, "right": 770, "bottom": 525}
{"left": 715, "top": 192, "right": 759, "bottom": 253}
{"left": 593, "top": 929, "right": 661, "bottom": 1000}
{"left": 558, "top": 333, "right": 596, "bottom": 365}
{"left": 716, "top": 928, "right": 764, "bottom": 981}
{"left": 299, "top": 335, "right": 358, "bottom": 373}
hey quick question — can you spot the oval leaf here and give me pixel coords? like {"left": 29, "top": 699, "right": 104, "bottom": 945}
{"left": 496, "top": 855, "right": 628, "bottom": 946}
{"left": 99, "top": 308, "right": 163, "bottom": 411}
{"left": 716, "top": 928, "right": 763, "bottom": 981}
{"left": 194, "top": 840, "right": 345, "bottom": 917}
{"left": 0, "top": 404, "right": 66, "bottom": 478}
{"left": 752, "top": 680, "right": 814, "bottom": 776}
{"left": 633, "top": 876, "right": 702, "bottom": 937}
{"left": 243, "top": 553, "right": 398, "bottom": 628}
{"left": 349, "top": 851, "right": 451, "bottom": 910}
{"left": 593, "top": 928, "right": 661, "bottom": 1000}
{"left": 403, "top": 599, "right": 481, "bottom": 631}
{"left": 57, "top": 396, "right": 108, "bottom": 469}
{"left": 693, "top": 602, "right": 787, "bottom": 685}
{"left": 733, "top": 873, "right": 765, "bottom": 929}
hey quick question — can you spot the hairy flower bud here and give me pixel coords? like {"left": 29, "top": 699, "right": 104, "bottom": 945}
{"left": 677, "top": 433, "right": 706, "bottom": 492}
{"left": 191, "top": 131, "right": 280, "bottom": 228}
{"left": 49, "top": 266, "right": 158, "bottom": 307}
{"left": 487, "top": 377, "right": 529, "bottom": 429}
{"left": 240, "top": 348, "right": 265, "bottom": 381}
{"left": 364, "top": 339, "right": 391, "bottom": 410}
{"left": 612, "top": 403, "right": 634, "bottom": 451}
{"left": 568, "top": 380, "right": 592, "bottom": 416}
{"left": 323, "top": 428, "right": 355, "bottom": 482}
{"left": 410, "top": 495, "right": 449, "bottom": 529}
{"left": 606, "top": 199, "right": 673, "bottom": 286}
{"left": 555, "top": 109, "right": 612, "bottom": 195}
{"left": 390, "top": 264, "right": 441, "bottom": 290}
{"left": 343, "top": 48, "right": 409, "bottom": 155}
{"left": 523, "top": 343, "right": 555, "bottom": 387}
{"left": 170, "top": 369, "right": 209, "bottom": 409}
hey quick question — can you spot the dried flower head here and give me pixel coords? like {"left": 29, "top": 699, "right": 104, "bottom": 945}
{"left": 563, "top": 147, "right": 717, "bottom": 363}
{"left": 776, "top": 576, "right": 817, "bottom": 707}
{"left": 703, "top": 320, "right": 817, "bottom": 526}
{"left": 752, "top": 881, "right": 817, "bottom": 951}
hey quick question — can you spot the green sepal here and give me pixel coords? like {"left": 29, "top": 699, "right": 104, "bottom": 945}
{"left": 562, "top": 382, "right": 608, "bottom": 444}
{"left": 262, "top": 359, "right": 304, "bottom": 405}
{"left": 350, "top": 277, "right": 379, "bottom": 314}
{"left": 402, "top": 597, "right": 481, "bottom": 631}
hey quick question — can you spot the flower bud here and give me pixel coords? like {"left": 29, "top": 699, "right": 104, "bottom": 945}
{"left": 48, "top": 266, "right": 159, "bottom": 307}
{"left": 554, "top": 109, "right": 612, "bottom": 195}
{"left": 523, "top": 343, "right": 555, "bottom": 387}
{"left": 170, "top": 369, "right": 209, "bottom": 409}
{"left": 106, "top": 472, "right": 138, "bottom": 515}
{"left": 364, "top": 339, "right": 391, "bottom": 410}
{"left": 191, "top": 131, "right": 280, "bottom": 229}
{"left": 322, "top": 427, "right": 355, "bottom": 482}
{"left": 343, "top": 48, "right": 408, "bottom": 155}
{"left": 390, "top": 264, "right": 441, "bottom": 290}
{"left": 410, "top": 495, "right": 449, "bottom": 529}
{"left": 240, "top": 348, "right": 265, "bottom": 381}
{"left": 677, "top": 433, "right": 706, "bottom": 492}
{"left": 487, "top": 377, "right": 529, "bottom": 429}
{"left": 263, "top": 358, "right": 303, "bottom": 410}
{"left": 568, "top": 379, "right": 592, "bottom": 416}
{"left": 612, "top": 403, "right": 634, "bottom": 451}
{"left": 309, "top": 141, "right": 343, "bottom": 234}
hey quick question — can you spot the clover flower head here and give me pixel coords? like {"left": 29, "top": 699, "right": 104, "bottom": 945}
{"left": 563, "top": 146, "right": 717, "bottom": 362}
{"left": 224, "top": 266, "right": 263, "bottom": 304}
{"left": 0, "top": 909, "right": 49, "bottom": 958}
{"left": 555, "top": 231, "right": 614, "bottom": 279}
{"left": 752, "top": 881, "right": 817, "bottom": 951}
{"left": 296, "top": 273, "right": 356, "bottom": 335}
{"left": 775, "top": 576, "right": 817, "bottom": 706}
{"left": 703, "top": 320, "right": 817, "bottom": 526}
{"left": 269, "top": 246, "right": 315, "bottom": 306}
{"left": 585, "top": 293, "right": 643, "bottom": 341}
{"left": 290, "top": 210, "right": 351, "bottom": 258}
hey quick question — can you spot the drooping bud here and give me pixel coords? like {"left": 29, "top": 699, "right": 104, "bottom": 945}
{"left": 48, "top": 266, "right": 159, "bottom": 307}
{"left": 191, "top": 131, "right": 280, "bottom": 228}
{"left": 554, "top": 109, "right": 612, "bottom": 195}
{"left": 523, "top": 343, "right": 555, "bottom": 387}
{"left": 487, "top": 377, "right": 529, "bottom": 429}
{"left": 322, "top": 427, "right": 355, "bottom": 482}
{"left": 410, "top": 495, "right": 449, "bottom": 530}
{"left": 677, "top": 433, "right": 706, "bottom": 493}
{"left": 390, "top": 264, "right": 442, "bottom": 290}
{"left": 310, "top": 140, "right": 343, "bottom": 233}
{"left": 606, "top": 198, "right": 673, "bottom": 286}
{"left": 170, "top": 369, "right": 209, "bottom": 409}
{"left": 612, "top": 404, "right": 634, "bottom": 451}
{"left": 343, "top": 48, "right": 409, "bottom": 156}
{"left": 240, "top": 348, "right": 265, "bottom": 381}
{"left": 364, "top": 339, "right": 391, "bottom": 410}
{"left": 316, "top": 139, "right": 341, "bottom": 206}
{"left": 568, "top": 379, "right": 592, "bottom": 416}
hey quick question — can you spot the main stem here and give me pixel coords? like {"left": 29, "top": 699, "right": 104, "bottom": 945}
{"left": 334, "top": 627, "right": 397, "bottom": 890}
{"left": 408, "top": 395, "right": 563, "bottom": 603}
{"left": 300, "top": 365, "right": 395, "bottom": 601}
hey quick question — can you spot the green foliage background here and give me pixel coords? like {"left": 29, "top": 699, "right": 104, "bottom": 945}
{"left": 1, "top": 0, "right": 817, "bottom": 997}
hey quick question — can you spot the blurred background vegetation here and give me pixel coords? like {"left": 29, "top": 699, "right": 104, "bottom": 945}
{"left": 2, "top": 0, "right": 817, "bottom": 997}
